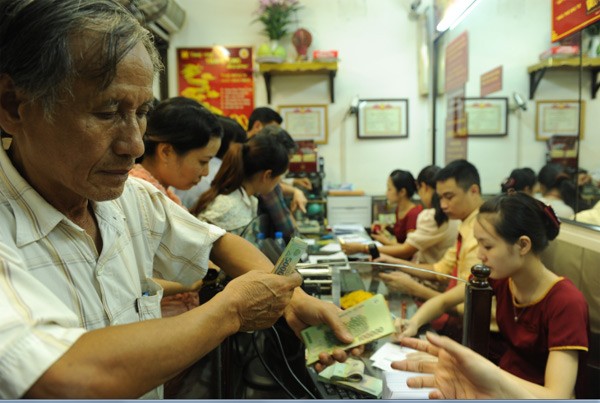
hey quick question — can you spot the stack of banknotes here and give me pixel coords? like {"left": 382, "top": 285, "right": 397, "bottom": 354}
{"left": 317, "top": 357, "right": 383, "bottom": 397}
{"left": 272, "top": 237, "right": 308, "bottom": 276}
{"left": 301, "top": 293, "right": 395, "bottom": 365}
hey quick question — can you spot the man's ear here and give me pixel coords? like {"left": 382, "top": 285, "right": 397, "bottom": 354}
{"left": 469, "top": 183, "right": 481, "bottom": 195}
{"left": 0, "top": 75, "right": 28, "bottom": 134}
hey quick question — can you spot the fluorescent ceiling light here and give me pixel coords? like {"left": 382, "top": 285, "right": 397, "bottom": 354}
{"left": 436, "top": 0, "right": 481, "bottom": 32}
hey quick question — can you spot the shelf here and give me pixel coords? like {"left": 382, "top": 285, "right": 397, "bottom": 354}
{"left": 527, "top": 56, "right": 600, "bottom": 99}
{"left": 258, "top": 61, "right": 338, "bottom": 103}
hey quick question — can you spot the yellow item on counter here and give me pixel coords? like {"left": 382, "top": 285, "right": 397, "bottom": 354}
{"left": 340, "top": 290, "right": 375, "bottom": 309}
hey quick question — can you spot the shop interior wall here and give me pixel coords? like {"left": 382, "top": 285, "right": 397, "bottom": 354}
{"left": 168, "top": 0, "right": 432, "bottom": 195}
{"left": 434, "top": 0, "right": 600, "bottom": 195}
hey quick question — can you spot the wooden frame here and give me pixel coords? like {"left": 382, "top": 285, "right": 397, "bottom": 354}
{"left": 357, "top": 99, "right": 409, "bottom": 139}
{"left": 278, "top": 104, "right": 328, "bottom": 144}
{"left": 535, "top": 100, "right": 585, "bottom": 141}
{"left": 463, "top": 97, "right": 508, "bottom": 137}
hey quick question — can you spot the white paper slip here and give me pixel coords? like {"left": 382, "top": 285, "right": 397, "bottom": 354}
{"left": 319, "top": 242, "right": 342, "bottom": 252}
{"left": 370, "top": 342, "right": 419, "bottom": 371}
{"left": 333, "top": 224, "right": 367, "bottom": 233}
{"left": 307, "top": 251, "right": 347, "bottom": 264}
{"left": 382, "top": 370, "right": 435, "bottom": 399}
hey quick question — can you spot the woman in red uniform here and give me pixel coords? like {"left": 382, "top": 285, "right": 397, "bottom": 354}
{"left": 342, "top": 169, "right": 423, "bottom": 258}
{"left": 395, "top": 191, "right": 589, "bottom": 398}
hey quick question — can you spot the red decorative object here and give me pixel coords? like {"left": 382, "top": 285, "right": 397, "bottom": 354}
{"left": 292, "top": 28, "right": 312, "bottom": 60}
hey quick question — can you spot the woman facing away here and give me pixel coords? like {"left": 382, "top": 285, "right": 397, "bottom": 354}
{"left": 129, "top": 96, "right": 223, "bottom": 316}
{"left": 394, "top": 191, "right": 589, "bottom": 398}
{"left": 341, "top": 166, "right": 458, "bottom": 263}
{"left": 500, "top": 167, "right": 537, "bottom": 195}
{"left": 191, "top": 126, "right": 290, "bottom": 235}
{"left": 536, "top": 162, "right": 576, "bottom": 218}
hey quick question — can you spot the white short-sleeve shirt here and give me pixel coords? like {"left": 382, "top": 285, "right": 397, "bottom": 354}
{"left": 0, "top": 147, "right": 226, "bottom": 398}
{"left": 405, "top": 208, "right": 459, "bottom": 264}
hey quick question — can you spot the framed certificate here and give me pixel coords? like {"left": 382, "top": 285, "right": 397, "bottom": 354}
{"left": 357, "top": 99, "right": 409, "bottom": 139}
{"left": 464, "top": 97, "right": 508, "bottom": 137}
{"left": 535, "top": 100, "right": 585, "bottom": 141}
{"left": 278, "top": 104, "right": 328, "bottom": 144}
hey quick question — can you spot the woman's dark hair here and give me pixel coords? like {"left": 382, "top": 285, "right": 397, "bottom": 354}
{"left": 140, "top": 97, "right": 223, "bottom": 161}
{"left": 416, "top": 165, "right": 440, "bottom": 188}
{"left": 478, "top": 192, "right": 560, "bottom": 254}
{"left": 537, "top": 163, "right": 576, "bottom": 210}
{"left": 389, "top": 169, "right": 417, "bottom": 198}
{"left": 501, "top": 167, "right": 536, "bottom": 193}
{"left": 216, "top": 116, "right": 247, "bottom": 159}
{"left": 191, "top": 130, "right": 289, "bottom": 215}
{"left": 417, "top": 165, "right": 448, "bottom": 227}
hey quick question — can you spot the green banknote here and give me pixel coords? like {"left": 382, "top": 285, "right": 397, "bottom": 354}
{"left": 301, "top": 294, "right": 395, "bottom": 365}
{"left": 318, "top": 357, "right": 365, "bottom": 382}
{"left": 272, "top": 237, "right": 308, "bottom": 276}
{"left": 335, "top": 374, "right": 383, "bottom": 397}
{"left": 318, "top": 358, "right": 382, "bottom": 397}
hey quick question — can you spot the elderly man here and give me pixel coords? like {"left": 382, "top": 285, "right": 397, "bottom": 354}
{"left": 0, "top": 0, "right": 353, "bottom": 398}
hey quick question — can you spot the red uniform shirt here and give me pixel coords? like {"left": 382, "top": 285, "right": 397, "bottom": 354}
{"left": 393, "top": 204, "right": 423, "bottom": 243}
{"left": 490, "top": 277, "right": 589, "bottom": 393}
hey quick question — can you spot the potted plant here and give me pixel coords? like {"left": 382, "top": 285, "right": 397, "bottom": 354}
{"left": 254, "top": 0, "right": 301, "bottom": 62}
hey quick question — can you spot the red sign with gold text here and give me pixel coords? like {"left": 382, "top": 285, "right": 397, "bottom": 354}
{"left": 177, "top": 47, "right": 254, "bottom": 129}
{"left": 552, "top": 0, "right": 600, "bottom": 42}
{"left": 480, "top": 66, "right": 502, "bottom": 97}
{"left": 444, "top": 31, "right": 468, "bottom": 93}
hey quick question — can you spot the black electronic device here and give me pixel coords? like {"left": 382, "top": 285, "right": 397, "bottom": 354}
{"left": 367, "top": 243, "right": 382, "bottom": 293}
{"left": 367, "top": 243, "right": 380, "bottom": 259}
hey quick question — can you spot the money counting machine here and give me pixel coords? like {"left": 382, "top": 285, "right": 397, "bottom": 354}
{"left": 297, "top": 255, "right": 365, "bottom": 304}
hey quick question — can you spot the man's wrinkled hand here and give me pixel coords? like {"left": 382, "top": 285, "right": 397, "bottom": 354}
{"left": 283, "top": 289, "right": 365, "bottom": 371}
{"left": 225, "top": 270, "right": 302, "bottom": 332}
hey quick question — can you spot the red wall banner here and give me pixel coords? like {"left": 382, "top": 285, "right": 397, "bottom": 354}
{"left": 177, "top": 47, "right": 254, "bottom": 129}
{"left": 552, "top": 0, "right": 600, "bottom": 42}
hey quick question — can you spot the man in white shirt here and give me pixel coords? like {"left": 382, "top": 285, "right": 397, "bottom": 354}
{"left": 0, "top": 0, "right": 354, "bottom": 398}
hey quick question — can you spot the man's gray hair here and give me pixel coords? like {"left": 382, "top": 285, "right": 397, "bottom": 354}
{"left": 0, "top": 0, "right": 162, "bottom": 118}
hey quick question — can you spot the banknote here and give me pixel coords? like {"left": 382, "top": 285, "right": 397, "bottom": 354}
{"left": 335, "top": 374, "right": 383, "bottom": 397}
{"left": 318, "top": 357, "right": 365, "bottom": 382}
{"left": 272, "top": 236, "right": 308, "bottom": 276}
{"left": 301, "top": 293, "right": 395, "bottom": 365}
{"left": 318, "top": 358, "right": 382, "bottom": 397}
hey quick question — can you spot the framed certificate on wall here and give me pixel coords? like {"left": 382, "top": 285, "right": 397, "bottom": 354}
{"left": 278, "top": 105, "right": 328, "bottom": 144}
{"left": 535, "top": 100, "right": 585, "bottom": 141}
{"left": 357, "top": 99, "right": 409, "bottom": 139}
{"left": 464, "top": 97, "right": 508, "bottom": 137}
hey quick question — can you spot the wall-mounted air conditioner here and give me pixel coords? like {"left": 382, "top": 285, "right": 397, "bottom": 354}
{"left": 135, "top": 0, "right": 186, "bottom": 39}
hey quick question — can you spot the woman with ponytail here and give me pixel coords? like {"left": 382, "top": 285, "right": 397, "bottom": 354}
{"left": 537, "top": 163, "right": 576, "bottom": 217}
{"left": 500, "top": 167, "right": 536, "bottom": 195}
{"left": 191, "top": 128, "right": 290, "bottom": 234}
{"left": 393, "top": 192, "right": 589, "bottom": 398}
{"left": 341, "top": 166, "right": 458, "bottom": 263}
